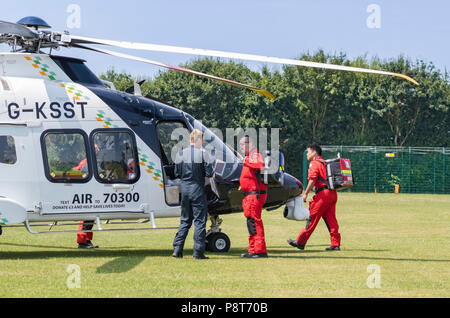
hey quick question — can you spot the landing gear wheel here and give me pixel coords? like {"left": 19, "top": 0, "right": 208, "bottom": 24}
{"left": 206, "top": 232, "right": 230, "bottom": 253}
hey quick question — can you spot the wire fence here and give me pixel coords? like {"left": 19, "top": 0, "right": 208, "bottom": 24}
{"left": 302, "top": 146, "right": 450, "bottom": 194}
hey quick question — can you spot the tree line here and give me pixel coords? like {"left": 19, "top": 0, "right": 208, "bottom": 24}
{"left": 100, "top": 50, "right": 449, "bottom": 179}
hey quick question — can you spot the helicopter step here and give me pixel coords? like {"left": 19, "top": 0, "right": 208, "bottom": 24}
{"left": 20, "top": 214, "right": 178, "bottom": 234}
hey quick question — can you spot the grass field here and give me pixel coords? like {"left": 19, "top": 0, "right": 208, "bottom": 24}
{"left": 0, "top": 193, "right": 449, "bottom": 298}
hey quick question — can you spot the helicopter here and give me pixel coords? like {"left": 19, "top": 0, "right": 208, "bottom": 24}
{"left": 0, "top": 17, "right": 418, "bottom": 253}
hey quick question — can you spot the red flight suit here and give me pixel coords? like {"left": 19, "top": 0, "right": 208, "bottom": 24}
{"left": 240, "top": 148, "right": 268, "bottom": 254}
{"left": 296, "top": 157, "right": 341, "bottom": 247}
{"left": 77, "top": 221, "right": 93, "bottom": 244}
{"left": 73, "top": 159, "right": 93, "bottom": 244}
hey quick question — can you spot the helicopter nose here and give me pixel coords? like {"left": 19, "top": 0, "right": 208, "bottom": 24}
{"left": 282, "top": 173, "right": 303, "bottom": 198}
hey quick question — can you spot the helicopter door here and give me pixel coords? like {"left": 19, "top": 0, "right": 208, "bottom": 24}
{"left": 38, "top": 127, "right": 146, "bottom": 215}
{"left": 0, "top": 128, "right": 40, "bottom": 211}
{"left": 155, "top": 121, "right": 189, "bottom": 206}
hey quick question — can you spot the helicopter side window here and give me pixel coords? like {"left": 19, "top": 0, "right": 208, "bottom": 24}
{"left": 0, "top": 136, "right": 17, "bottom": 165}
{"left": 91, "top": 129, "right": 139, "bottom": 184}
{"left": 41, "top": 130, "right": 91, "bottom": 183}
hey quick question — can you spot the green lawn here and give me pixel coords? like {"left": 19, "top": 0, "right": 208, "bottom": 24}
{"left": 0, "top": 193, "right": 449, "bottom": 298}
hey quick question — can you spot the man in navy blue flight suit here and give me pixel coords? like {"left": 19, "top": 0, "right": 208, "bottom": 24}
{"left": 172, "top": 129, "right": 214, "bottom": 260}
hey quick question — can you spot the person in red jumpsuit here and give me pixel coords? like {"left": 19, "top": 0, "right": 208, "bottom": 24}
{"left": 73, "top": 145, "right": 99, "bottom": 249}
{"left": 239, "top": 135, "right": 268, "bottom": 258}
{"left": 287, "top": 144, "right": 341, "bottom": 251}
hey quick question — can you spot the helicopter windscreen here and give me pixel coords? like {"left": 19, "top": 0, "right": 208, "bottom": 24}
{"left": 187, "top": 117, "right": 242, "bottom": 179}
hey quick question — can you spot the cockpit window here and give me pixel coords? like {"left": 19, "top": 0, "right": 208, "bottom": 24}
{"left": 51, "top": 57, "right": 104, "bottom": 86}
{"left": 0, "top": 136, "right": 17, "bottom": 164}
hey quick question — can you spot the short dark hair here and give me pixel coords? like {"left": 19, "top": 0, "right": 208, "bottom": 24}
{"left": 307, "top": 143, "right": 322, "bottom": 156}
{"left": 241, "top": 135, "right": 255, "bottom": 146}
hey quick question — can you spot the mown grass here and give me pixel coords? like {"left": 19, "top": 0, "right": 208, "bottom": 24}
{"left": 0, "top": 193, "right": 448, "bottom": 298}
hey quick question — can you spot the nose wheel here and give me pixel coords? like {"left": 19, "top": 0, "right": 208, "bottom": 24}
{"left": 206, "top": 232, "right": 231, "bottom": 253}
{"left": 206, "top": 215, "right": 231, "bottom": 253}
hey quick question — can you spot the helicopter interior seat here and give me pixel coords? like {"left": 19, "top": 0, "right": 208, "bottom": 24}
{"left": 102, "top": 160, "right": 127, "bottom": 181}
{"left": 0, "top": 149, "right": 16, "bottom": 165}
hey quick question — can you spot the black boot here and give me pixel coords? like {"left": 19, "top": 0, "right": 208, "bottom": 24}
{"left": 287, "top": 238, "right": 305, "bottom": 250}
{"left": 251, "top": 253, "right": 268, "bottom": 258}
{"left": 193, "top": 255, "right": 209, "bottom": 260}
{"left": 325, "top": 246, "right": 340, "bottom": 251}
{"left": 86, "top": 240, "right": 99, "bottom": 248}
{"left": 78, "top": 242, "right": 97, "bottom": 249}
{"left": 172, "top": 251, "right": 183, "bottom": 258}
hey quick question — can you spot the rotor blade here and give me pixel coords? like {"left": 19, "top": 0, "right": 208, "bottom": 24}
{"left": 69, "top": 35, "right": 419, "bottom": 85}
{"left": 0, "top": 20, "right": 37, "bottom": 38}
{"left": 73, "top": 44, "right": 275, "bottom": 99}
